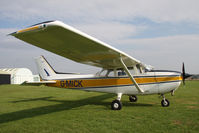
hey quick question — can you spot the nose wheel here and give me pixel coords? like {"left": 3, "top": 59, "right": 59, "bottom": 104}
{"left": 111, "top": 100, "right": 122, "bottom": 110}
{"left": 111, "top": 93, "right": 123, "bottom": 110}
{"left": 160, "top": 94, "right": 170, "bottom": 107}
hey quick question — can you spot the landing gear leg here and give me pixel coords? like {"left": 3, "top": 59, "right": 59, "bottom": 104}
{"left": 171, "top": 90, "right": 175, "bottom": 96}
{"left": 111, "top": 93, "right": 123, "bottom": 110}
{"left": 160, "top": 94, "right": 170, "bottom": 107}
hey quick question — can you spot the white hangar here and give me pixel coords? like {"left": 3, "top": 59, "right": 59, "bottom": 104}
{"left": 0, "top": 68, "right": 39, "bottom": 84}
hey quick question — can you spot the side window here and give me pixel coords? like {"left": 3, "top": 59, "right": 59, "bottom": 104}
{"left": 107, "top": 70, "right": 115, "bottom": 77}
{"left": 129, "top": 68, "right": 136, "bottom": 75}
{"left": 97, "top": 70, "right": 115, "bottom": 77}
{"left": 96, "top": 69, "right": 108, "bottom": 77}
{"left": 118, "top": 70, "right": 126, "bottom": 77}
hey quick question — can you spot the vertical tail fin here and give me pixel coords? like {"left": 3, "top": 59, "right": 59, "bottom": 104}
{"left": 35, "top": 56, "right": 56, "bottom": 79}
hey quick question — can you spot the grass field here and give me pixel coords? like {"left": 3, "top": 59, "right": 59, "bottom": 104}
{"left": 0, "top": 81, "right": 198, "bottom": 133}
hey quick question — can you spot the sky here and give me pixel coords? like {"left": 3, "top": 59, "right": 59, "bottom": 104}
{"left": 0, "top": 0, "right": 199, "bottom": 74}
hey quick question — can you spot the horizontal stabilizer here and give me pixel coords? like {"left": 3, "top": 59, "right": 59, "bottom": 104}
{"left": 22, "top": 80, "right": 56, "bottom": 86}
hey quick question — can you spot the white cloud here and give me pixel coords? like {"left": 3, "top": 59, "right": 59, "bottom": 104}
{"left": 1, "top": 0, "right": 199, "bottom": 23}
{"left": 118, "top": 35, "right": 199, "bottom": 73}
{"left": 0, "top": 0, "right": 199, "bottom": 74}
{"left": 74, "top": 22, "right": 146, "bottom": 44}
{"left": 0, "top": 28, "right": 18, "bottom": 43}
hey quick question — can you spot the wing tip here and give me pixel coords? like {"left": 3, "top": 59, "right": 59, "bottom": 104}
{"left": 30, "top": 20, "right": 56, "bottom": 27}
{"left": 8, "top": 31, "right": 17, "bottom": 36}
{"left": 9, "top": 20, "right": 60, "bottom": 36}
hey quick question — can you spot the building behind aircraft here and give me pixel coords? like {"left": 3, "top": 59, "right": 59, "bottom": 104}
{"left": 0, "top": 68, "right": 39, "bottom": 84}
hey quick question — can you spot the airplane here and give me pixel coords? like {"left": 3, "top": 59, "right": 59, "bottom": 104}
{"left": 10, "top": 20, "right": 187, "bottom": 110}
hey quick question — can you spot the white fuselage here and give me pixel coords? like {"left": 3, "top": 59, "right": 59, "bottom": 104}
{"left": 45, "top": 70, "right": 182, "bottom": 96}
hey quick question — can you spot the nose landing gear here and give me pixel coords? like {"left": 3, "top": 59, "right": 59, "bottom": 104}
{"left": 111, "top": 93, "right": 123, "bottom": 110}
{"left": 160, "top": 94, "right": 170, "bottom": 107}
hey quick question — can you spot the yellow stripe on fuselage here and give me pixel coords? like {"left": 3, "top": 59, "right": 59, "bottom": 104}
{"left": 47, "top": 76, "right": 182, "bottom": 89}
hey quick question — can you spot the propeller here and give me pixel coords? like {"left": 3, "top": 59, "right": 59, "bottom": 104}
{"left": 182, "top": 62, "right": 185, "bottom": 85}
{"left": 181, "top": 62, "right": 192, "bottom": 85}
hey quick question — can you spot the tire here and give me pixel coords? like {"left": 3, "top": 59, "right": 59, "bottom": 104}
{"left": 129, "top": 95, "right": 137, "bottom": 102}
{"left": 111, "top": 100, "right": 122, "bottom": 110}
{"left": 161, "top": 99, "right": 170, "bottom": 107}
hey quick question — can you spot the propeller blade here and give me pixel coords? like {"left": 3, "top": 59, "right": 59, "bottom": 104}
{"left": 182, "top": 62, "right": 185, "bottom": 85}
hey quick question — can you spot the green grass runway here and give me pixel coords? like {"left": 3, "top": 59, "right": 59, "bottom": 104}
{"left": 0, "top": 81, "right": 198, "bottom": 133}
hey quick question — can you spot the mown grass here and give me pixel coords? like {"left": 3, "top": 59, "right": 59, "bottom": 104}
{"left": 0, "top": 81, "right": 198, "bottom": 133}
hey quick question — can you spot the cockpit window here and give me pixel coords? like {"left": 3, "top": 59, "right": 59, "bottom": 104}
{"left": 96, "top": 65, "right": 145, "bottom": 77}
{"left": 96, "top": 69, "right": 127, "bottom": 77}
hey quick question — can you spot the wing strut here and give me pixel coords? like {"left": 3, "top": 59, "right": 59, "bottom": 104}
{"left": 120, "top": 57, "right": 144, "bottom": 93}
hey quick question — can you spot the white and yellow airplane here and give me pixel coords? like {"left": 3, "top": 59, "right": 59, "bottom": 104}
{"left": 11, "top": 20, "right": 186, "bottom": 110}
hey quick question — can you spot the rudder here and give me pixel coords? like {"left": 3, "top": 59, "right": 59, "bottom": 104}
{"left": 35, "top": 56, "right": 56, "bottom": 79}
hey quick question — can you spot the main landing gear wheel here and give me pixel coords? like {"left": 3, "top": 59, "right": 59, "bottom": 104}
{"left": 111, "top": 100, "right": 122, "bottom": 110}
{"left": 129, "top": 95, "right": 137, "bottom": 102}
{"left": 161, "top": 99, "right": 170, "bottom": 107}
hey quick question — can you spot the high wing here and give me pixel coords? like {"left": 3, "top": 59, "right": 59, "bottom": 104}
{"left": 10, "top": 20, "right": 145, "bottom": 70}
